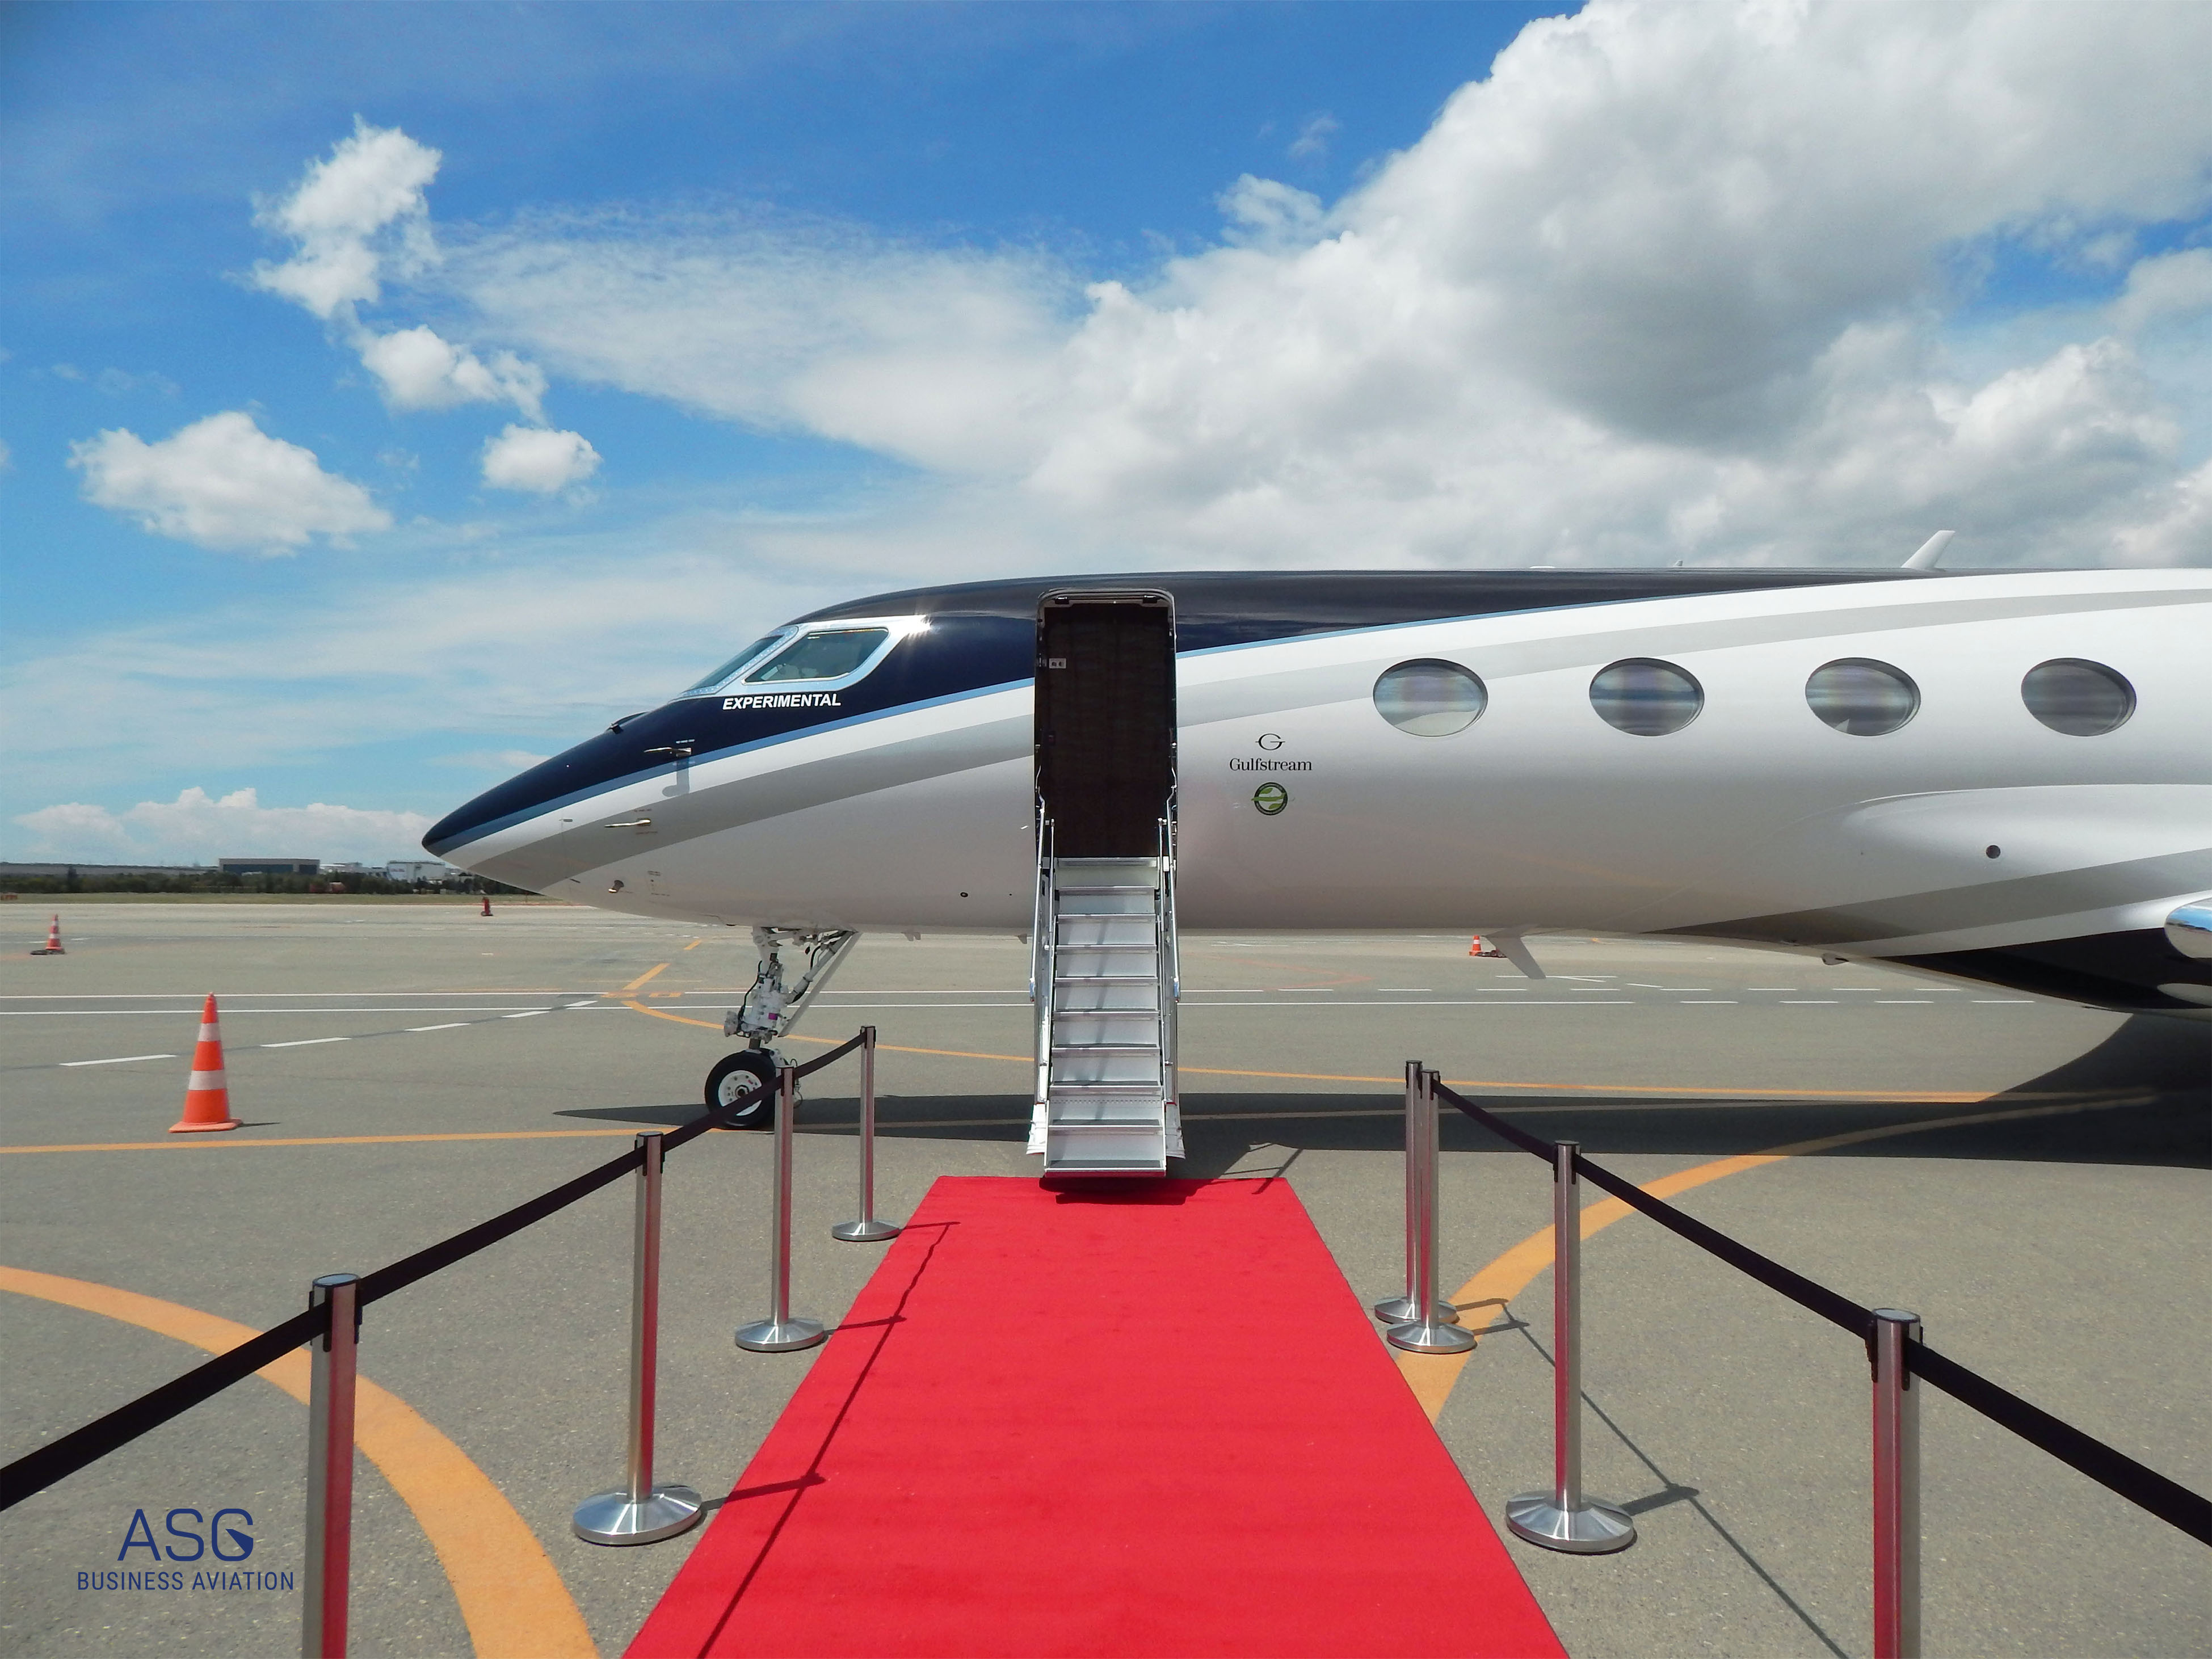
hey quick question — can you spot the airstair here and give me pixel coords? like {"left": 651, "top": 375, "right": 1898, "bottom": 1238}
{"left": 1029, "top": 820, "right": 1183, "bottom": 1173}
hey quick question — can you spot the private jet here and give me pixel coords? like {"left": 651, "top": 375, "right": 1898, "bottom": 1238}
{"left": 426, "top": 563, "right": 2212, "bottom": 1173}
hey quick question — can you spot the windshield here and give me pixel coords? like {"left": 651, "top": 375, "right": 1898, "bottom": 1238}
{"left": 747, "top": 626, "right": 891, "bottom": 684}
{"left": 682, "top": 634, "right": 787, "bottom": 696}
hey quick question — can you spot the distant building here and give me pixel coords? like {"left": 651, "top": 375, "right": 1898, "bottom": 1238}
{"left": 218, "top": 857, "right": 321, "bottom": 877}
{"left": 385, "top": 860, "right": 460, "bottom": 886}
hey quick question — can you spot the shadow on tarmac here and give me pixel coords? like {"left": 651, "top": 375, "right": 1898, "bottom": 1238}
{"left": 554, "top": 1016, "right": 2207, "bottom": 1172}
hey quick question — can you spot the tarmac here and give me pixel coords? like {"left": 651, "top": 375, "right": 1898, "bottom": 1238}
{"left": 2, "top": 902, "right": 2206, "bottom": 1658}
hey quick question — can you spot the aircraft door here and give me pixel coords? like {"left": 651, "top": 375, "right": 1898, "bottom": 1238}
{"left": 1034, "top": 592, "right": 1176, "bottom": 857}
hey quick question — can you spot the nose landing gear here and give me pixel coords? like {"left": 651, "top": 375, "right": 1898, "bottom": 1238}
{"left": 704, "top": 1048, "right": 778, "bottom": 1129}
{"left": 701, "top": 926, "right": 860, "bottom": 1130}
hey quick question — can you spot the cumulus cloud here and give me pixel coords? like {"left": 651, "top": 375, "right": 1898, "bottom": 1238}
{"left": 255, "top": 120, "right": 559, "bottom": 424}
{"left": 253, "top": 117, "right": 442, "bottom": 319}
{"left": 69, "top": 411, "right": 390, "bottom": 554}
{"left": 11, "top": 788, "right": 433, "bottom": 865}
{"left": 359, "top": 326, "right": 547, "bottom": 419}
{"left": 481, "top": 424, "right": 601, "bottom": 492}
{"left": 432, "top": 0, "right": 2212, "bottom": 568}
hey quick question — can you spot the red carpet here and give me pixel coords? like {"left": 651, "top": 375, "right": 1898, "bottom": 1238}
{"left": 630, "top": 1177, "right": 1562, "bottom": 1658}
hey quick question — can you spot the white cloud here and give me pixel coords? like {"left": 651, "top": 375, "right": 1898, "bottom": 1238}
{"left": 0, "top": 534, "right": 854, "bottom": 814}
{"left": 435, "top": 0, "right": 2212, "bottom": 569}
{"left": 11, "top": 788, "right": 433, "bottom": 865}
{"left": 480, "top": 423, "right": 601, "bottom": 492}
{"left": 358, "top": 325, "right": 546, "bottom": 419}
{"left": 69, "top": 411, "right": 390, "bottom": 554}
{"left": 1288, "top": 113, "right": 1339, "bottom": 162}
{"left": 255, "top": 121, "right": 562, "bottom": 429}
{"left": 2111, "top": 249, "right": 2212, "bottom": 335}
{"left": 252, "top": 117, "right": 442, "bottom": 320}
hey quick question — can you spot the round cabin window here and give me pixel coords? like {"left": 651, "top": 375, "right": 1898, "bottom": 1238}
{"left": 2021, "top": 659, "right": 2135, "bottom": 736}
{"left": 1589, "top": 659, "right": 1702, "bottom": 736}
{"left": 1805, "top": 659, "right": 1920, "bottom": 736}
{"left": 1373, "top": 659, "right": 1487, "bottom": 736}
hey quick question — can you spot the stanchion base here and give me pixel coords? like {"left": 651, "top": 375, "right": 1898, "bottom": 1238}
{"left": 1372, "top": 1295, "right": 1458, "bottom": 1325}
{"left": 572, "top": 1484, "right": 705, "bottom": 1546}
{"left": 1504, "top": 1491, "right": 1637, "bottom": 1554}
{"left": 735, "top": 1316, "right": 827, "bottom": 1353}
{"left": 1385, "top": 1317, "right": 1477, "bottom": 1354}
{"left": 831, "top": 1219, "right": 901, "bottom": 1243}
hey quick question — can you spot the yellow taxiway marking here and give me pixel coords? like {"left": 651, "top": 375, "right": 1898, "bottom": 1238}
{"left": 1393, "top": 1092, "right": 2152, "bottom": 1421}
{"left": 0, "top": 1265, "right": 593, "bottom": 1659}
{"left": 620, "top": 961, "right": 671, "bottom": 993}
{"left": 625, "top": 1007, "right": 1990, "bottom": 1104}
{"left": 683, "top": 939, "right": 703, "bottom": 950}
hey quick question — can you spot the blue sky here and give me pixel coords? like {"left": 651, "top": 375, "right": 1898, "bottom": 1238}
{"left": 4, "top": 1, "right": 2210, "bottom": 864}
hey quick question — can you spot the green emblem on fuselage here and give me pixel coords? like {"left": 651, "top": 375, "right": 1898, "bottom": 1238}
{"left": 1252, "top": 781, "right": 1289, "bottom": 816}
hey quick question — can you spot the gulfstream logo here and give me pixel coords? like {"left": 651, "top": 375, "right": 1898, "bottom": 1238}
{"left": 722, "top": 693, "right": 843, "bottom": 710}
{"left": 1229, "top": 758, "right": 1312, "bottom": 771}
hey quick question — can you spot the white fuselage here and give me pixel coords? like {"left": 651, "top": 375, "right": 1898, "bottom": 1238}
{"left": 440, "top": 569, "right": 2209, "bottom": 1001}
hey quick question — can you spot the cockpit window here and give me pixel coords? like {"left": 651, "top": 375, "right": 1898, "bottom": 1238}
{"left": 746, "top": 627, "right": 892, "bottom": 684}
{"left": 682, "top": 634, "right": 787, "bottom": 696}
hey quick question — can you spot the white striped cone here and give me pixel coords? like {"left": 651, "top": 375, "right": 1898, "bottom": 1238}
{"left": 170, "top": 992, "right": 239, "bottom": 1133}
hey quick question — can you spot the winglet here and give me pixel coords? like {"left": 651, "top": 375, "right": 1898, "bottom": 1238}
{"left": 1492, "top": 933, "right": 1547, "bottom": 980}
{"left": 1902, "top": 530, "right": 1955, "bottom": 570}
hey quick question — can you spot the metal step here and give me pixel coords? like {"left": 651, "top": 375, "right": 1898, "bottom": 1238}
{"left": 1052, "top": 1012, "right": 1160, "bottom": 1045}
{"left": 1053, "top": 981, "right": 1158, "bottom": 1013}
{"left": 1054, "top": 950, "right": 1158, "bottom": 981}
{"left": 1057, "top": 916, "right": 1156, "bottom": 948}
{"left": 1042, "top": 1121, "right": 1168, "bottom": 1174}
{"left": 1046, "top": 1094, "right": 1167, "bottom": 1125}
{"left": 1048, "top": 1047, "right": 1161, "bottom": 1085}
{"left": 1054, "top": 891, "right": 1153, "bottom": 916}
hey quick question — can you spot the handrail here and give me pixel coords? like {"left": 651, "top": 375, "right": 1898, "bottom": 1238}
{"left": 0, "top": 1029, "right": 870, "bottom": 1511}
{"left": 1429, "top": 1077, "right": 2212, "bottom": 1549}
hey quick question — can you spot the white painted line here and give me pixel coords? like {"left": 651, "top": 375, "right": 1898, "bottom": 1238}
{"left": 566, "top": 1000, "right": 600, "bottom": 1008}
{"left": 1780, "top": 1000, "right": 1840, "bottom": 1005}
{"left": 1975, "top": 999, "right": 2036, "bottom": 1004}
{"left": 261, "top": 1037, "right": 351, "bottom": 1049}
{"left": 59, "top": 1054, "right": 177, "bottom": 1067}
{"left": 502, "top": 1010, "right": 550, "bottom": 1018}
{"left": 407, "top": 1024, "right": 470, "bottom": 1032}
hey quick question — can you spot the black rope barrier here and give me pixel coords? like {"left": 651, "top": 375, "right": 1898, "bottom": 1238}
{"left": 1905, "top": 1340, "right": 2212, "bottom": 1546}
{"left": 0, "top": 1030, "right": 875, "bottom": 1510}
{"left": 1430, "top": 1077, "right": 2211, "bottom": 1548}
{"left": 2, "top": 1306, "right": 328, "bottom": 1511}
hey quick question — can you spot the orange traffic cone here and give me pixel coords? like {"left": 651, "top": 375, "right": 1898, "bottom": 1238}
{"left": 32, "top": 914, "right": 65, "bottom": 955}
{"left": 480, "top": 894, "right": 493, "bottom": 917}
{"left": 170, "top": 993, "right": 241, "bottom": 1134}
{"left": 1469, "top": 935, "right": 1503, "bottom": 958}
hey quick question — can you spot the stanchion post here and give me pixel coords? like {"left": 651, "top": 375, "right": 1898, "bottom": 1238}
{"left": 1376, "top": 1061, "right": 1457, "bottom": 1326}
{"left": 1386, "top": 1068, "right": 1474, "bottom": 1355}
{"left": 575, "top": 1134, "right": 705, "bottom": 1544}
{"left": 832, "top": 1027, "right": 899, "bottom": 1244}
{"left": 1872, "top": 1309, "right": 1922, "bottom": 1659}
{"left": 302, "top": 1273, "right": 357, "bottom": 1659}
{"left": 737, "top": 1066, "right": 827, "bottom": 1353}
{"left": 1507, "top": 1142, "right": 1634, "bottom": 1553}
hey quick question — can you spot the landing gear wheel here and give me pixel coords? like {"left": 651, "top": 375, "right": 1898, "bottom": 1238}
{"left": 705, "top": 1050, "right": 777, "bottom": 1130}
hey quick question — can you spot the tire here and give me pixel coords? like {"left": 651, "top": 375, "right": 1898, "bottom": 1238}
{"left": 705, "top": 1050, "right": 777, "bottom": 1129}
